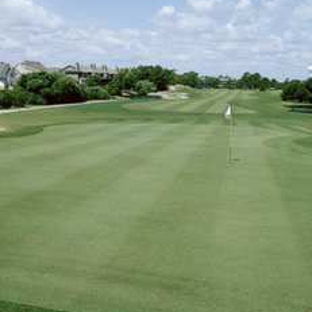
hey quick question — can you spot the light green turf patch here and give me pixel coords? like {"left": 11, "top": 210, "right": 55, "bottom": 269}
{"left": 179, "top": 89, "right": 229, "bottom": 112}
{"left": 205, "top": 90, "right": 240, "bottom": 114}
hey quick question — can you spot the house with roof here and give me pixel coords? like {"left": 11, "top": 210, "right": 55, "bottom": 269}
{"left": 12, "top": 61, "right": 46, "bottom": 82}
{"left": 61, "top": 63, "right": 117, "bottom": 84}
{"left": 0, "top": 62, "right": 13, "bottom": 89}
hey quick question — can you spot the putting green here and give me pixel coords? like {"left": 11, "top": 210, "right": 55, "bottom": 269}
{"left": 0, "top": 90, "right": 312, "bottom": 312}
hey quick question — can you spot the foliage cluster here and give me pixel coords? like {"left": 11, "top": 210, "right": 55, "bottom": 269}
{"left": 175, "top": 71, "right": 282, "bottom": 91}
{"left": 281, "top": 79, "right": 312, "bottom": 104}
{"left": 106, "top": 65, "right": 175, "bottom": 96}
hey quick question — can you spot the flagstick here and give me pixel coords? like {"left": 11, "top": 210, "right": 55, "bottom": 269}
{"left": 228, "top": 103, "right": 234, "bottom": 165}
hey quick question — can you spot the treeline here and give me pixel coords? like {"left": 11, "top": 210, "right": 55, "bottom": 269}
{"left": 281, "top": 78, "right": 312, "bottom": 104}
{"left": 0, "top": 65, "right": 175, "bottom": 109}
{"left": 106, "top": 66, "right": 175, "bottom": 96}
{"left": 0, "top": 72, "right": 110, "bottom": 109}
{"left": 107, "top": 69, "right": 282, "bottom": 92}
{"left": 0, "top": 64, "right": 284, "bottom": 109}
{"left": 175, "top": 71, "right": 282, "bottom": 91}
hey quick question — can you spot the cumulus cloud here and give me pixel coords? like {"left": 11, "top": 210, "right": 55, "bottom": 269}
{"left": 0, "top": 0, "right": 311, "bottom": 78}
{"left": 187, "top": 0, "right": 220, "bottom": 12}
{"left": 0, "top": 0, "right": 63, "bottom": 30}
{"left": 293, "top": 1, "right": 312, "bottom": 21}
{"left": 235, "top": 0, "right": 252, "bottom": 10}
{"left": 158, "top": 5, "right": 176, "bottom": 17}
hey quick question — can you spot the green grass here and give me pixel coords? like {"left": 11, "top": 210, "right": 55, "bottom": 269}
{"left": 0, "top": 301, "right": 68, "bottom": 312}
{"left": 1, "top": 90, "right": 312, "bottom": 312}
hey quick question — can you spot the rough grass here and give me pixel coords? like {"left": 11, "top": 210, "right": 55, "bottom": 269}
{"left": 1, "top": 90, "right": 312, "bottom": 312}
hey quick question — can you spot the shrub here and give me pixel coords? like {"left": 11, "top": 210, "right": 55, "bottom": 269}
{"left": 85, "top": 87, "right": 110, "bottom": 100}
{"left": 12, "top": 89, "right": 45, "bottom": 107}
{"left": 0, "top": 89, "right": 45, "bottom": 108}
{"left": 17, "top": 72, "right": 60, "bottom": 93}
{"left": 282, "top": 80, "right": 308, "bottom": 102}
{"left": 49, "top": 77, "right": 86, "bottom": 104}
{"left": 135, "top": 80, "right": 157, "bottom": 96}
{"left": 27, "top": 93, "right": 45, "bottom": 106}
{"left": 0, "top": 91, "right": 13, "bottom": 109}
{"left": 85, "top": 74, "right": 103, "bottom": 87}
{"left": 17, "top": 72, "right": 86, "bottom": 105}
{"left": 293, "top": 86, "right": 311, "bottom": 103}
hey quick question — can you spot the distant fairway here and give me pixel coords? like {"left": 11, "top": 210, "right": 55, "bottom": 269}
{"left": 1, "top": 90, "right": 312, "bottom": 312}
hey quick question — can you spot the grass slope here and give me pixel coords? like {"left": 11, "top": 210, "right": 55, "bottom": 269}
{"left": 0, "top": 90, "right": 312, "bottom": 312}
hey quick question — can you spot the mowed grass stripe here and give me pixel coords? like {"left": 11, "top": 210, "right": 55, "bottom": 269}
{"left": 94, "top": 123, "right": 231, "bottom": 311}
{"left": 178, "top": 90, "right": 230, "bottom": 113}
{"left": 0, "top": 123, "right": 149, "bottom": 165}
{"left": 0, "top": 123, "right": 155, "bottom": 193}
{"left": 151, "top": 90, "right": 219, "bottom": 112}
{"left": 204, "top": 90, "right": 240, "bottom": 114}
{"left": 204, "top": 121, "right": 312, "bottom": 311}
{"left": 193, "top": 90, "right": 235, "bottom": 114}
{"left": 0, "top": 122, "right": 188, "bottom": 208}
{"left": 0, "top": 122, "right": 228, "bottom": 312}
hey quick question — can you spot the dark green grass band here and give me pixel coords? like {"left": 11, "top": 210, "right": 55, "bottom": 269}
{"left": 0, "top": 301, "right": 69, "bottom": 312}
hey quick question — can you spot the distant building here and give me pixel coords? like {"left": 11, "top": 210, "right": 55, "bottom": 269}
{"left": 0, "top": 61, "right": 117, "bottom": 88}
{"left": 0, "top": 62, "right": 13, "bottom": 89}
{"left": 0, "top": 81, "right": 5, "bottom": 90}
{"left": 0, "top": 61, "right": 46, "bottom": 89}
{"left": 12, "top": 61, "right": 46, "bottom": 82}
{"left": 61, "top": 63, "right": 117, "bottom": 84}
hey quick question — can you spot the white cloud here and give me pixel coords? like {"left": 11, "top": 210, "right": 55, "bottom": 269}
{"left": 293, "top": 1, "right": 312, "bottom": 21}
{"left": 0, "top": 0, "right": 311, "bottom": 79}
{"left": 187, "top": 0, "right": 220, "bottom": 12}
{"left": 235, "top": 0, "right": 252, "bottom": 10}
{"left": 158, "top": 5, "right": 176, "bottom": 17}
{"left": 0, "top": 0, "right": 63, "bottom": 30}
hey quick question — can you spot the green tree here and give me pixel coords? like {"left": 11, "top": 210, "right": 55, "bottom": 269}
{"left": 17, "top": 72, "right": 59, "bottom": 93}
{"left": 85, "top": 74, "right": 103, "bottom": 87}
{"left": 281, "top": 80, "right": 306, "bottom": 102}
{"left": 293, "top": 85, "right": 311, "bottom": 103}
{"left": 0, "top": 91, "right": 13, "bottom": 109}
{"left": 135, "top": 80, "right": 157, "bottom": 96}
{"left": 54, "top": 77, "right": 86, "bottom": 103}
{"left": 178, "top": 71, "right": 201, "bottom": 88}
{"left": 85, "top": 87, "right": 110, "bottom": 100}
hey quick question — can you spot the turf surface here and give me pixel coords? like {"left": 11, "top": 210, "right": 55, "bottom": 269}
{"left": 0, "top": 90, "right": 312, "bottom": 312}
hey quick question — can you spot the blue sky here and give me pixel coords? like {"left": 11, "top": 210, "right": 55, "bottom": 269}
{"left": 37, "top": 0, "right": 183, "bottom": 28}
{"left": 1, "top": 0, "right": 312, "bottom": 79}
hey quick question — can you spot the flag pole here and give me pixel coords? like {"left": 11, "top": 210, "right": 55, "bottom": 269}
{"left": 228, "top": 103, "right": 234, "bottom": 165}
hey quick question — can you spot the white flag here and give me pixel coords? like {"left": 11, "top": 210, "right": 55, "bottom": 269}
{"left": 225, "top": 104, "right": 232, "bottom": 119}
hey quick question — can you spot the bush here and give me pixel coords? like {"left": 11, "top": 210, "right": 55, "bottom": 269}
{"left": 17, "top": 72, "right": 60, "bottom": 93}
{"left": 281, "top": 80, "right": 309, "bottom": 102}
{"left": 0, "top": 89, "right": 45, "bottom": 109}
{"left": 106, "top": 77, "right": 123, "bottom": 96}
{"left": 47, "top": 77, "right": 86, "bottom": 104}
{"left": 0, "top": 91, "right": 13, "bottom": 109}
{"left": 12, "top": 89, "right": 45, "bottom": 107}
{"left": 85, "top": 87, "right": 110, "bottom": 100}
{"left": 17, "top": 72, "right": 86, "bottom": 105}
{"left": 11, "top": 89, "right": 30, "bottom": 107}
{"left": 85, "top": 74, "right": 103, "bottom": 87}
{"left": 135, "top": 80, "right": 157, "bottom": 96}
{"left": 29, "top": 93, "right": 46, "bottom": 106}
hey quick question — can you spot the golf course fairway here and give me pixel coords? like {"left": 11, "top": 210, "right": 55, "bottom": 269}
{"left": 0, "top": 90, "right": 312, "bottom": 312}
